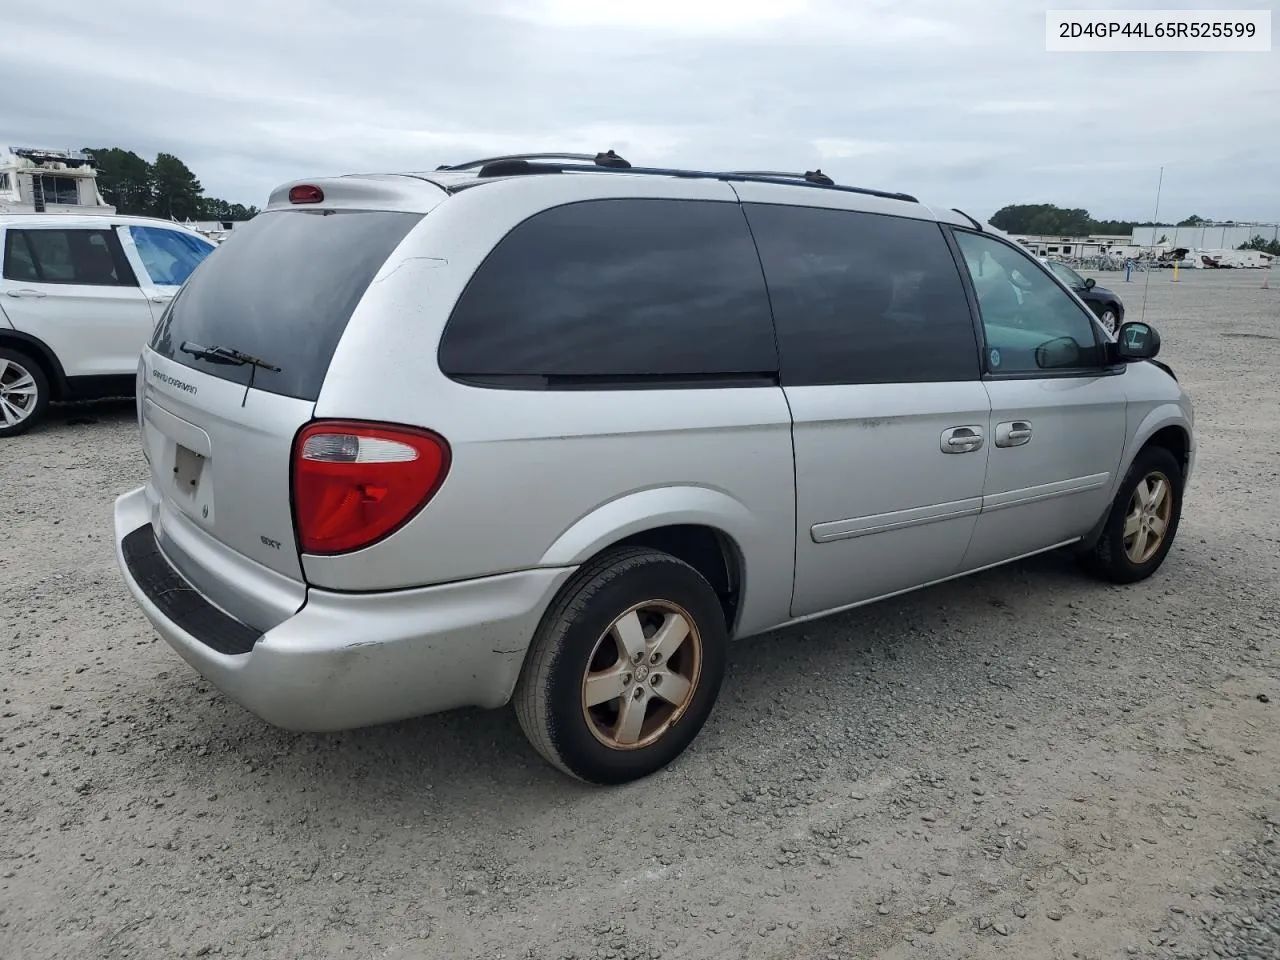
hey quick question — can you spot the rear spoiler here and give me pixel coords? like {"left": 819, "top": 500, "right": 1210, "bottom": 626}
{"left": 265, "top": 174, "right": 448, "bottom": 214}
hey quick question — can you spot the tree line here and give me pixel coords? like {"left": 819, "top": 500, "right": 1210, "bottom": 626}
{"left": 989, "top": 204, "right": 1232, "bottom": 237}
{"left": 1238, "top": 235, "right": 1280, "bottom": 256}
{"left": 85, "top": 147, "right": 259, "bottom": 222}
{"left": 83, "top": 157, "right": 1278, "bottom": 254}
{"left": 990, "top": 204, "right": 1278, "bottom": 254}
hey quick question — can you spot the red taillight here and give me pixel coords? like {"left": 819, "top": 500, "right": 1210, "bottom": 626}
{"left": 288, "top": 184, "right": 324, "bottom": 204}
{"left": 291, "top": 421, "right": 450, "bottom": 555}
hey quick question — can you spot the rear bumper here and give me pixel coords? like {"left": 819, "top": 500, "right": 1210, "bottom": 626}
{"left": 113, "top": 485, "right": 576, "bottom": 732}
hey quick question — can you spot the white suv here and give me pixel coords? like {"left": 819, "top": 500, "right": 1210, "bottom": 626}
{"left": 0, "top": 214, "right": 216, "bottom": 436}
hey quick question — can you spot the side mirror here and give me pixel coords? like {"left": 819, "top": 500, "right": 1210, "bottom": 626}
{"left": 1114, "top": 321, "right": 1161, "bottom": 361}
{"left": 1035, "top": 336, "right": 1081, "bottom": 369}
{"left": 1083, "top": 277, "right": 1097, "bottom": 290}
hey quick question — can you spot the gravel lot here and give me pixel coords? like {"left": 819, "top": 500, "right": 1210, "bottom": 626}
{"left": 2, "top": 268, "right": 1277, "bottom": 960}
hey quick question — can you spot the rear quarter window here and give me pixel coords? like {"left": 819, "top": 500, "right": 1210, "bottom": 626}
{"left": 150, "top": 209, "right": 422, "bottom": 401}
{"left": 437, "top": 197, "right": 779, "bottom": 387}
{"left": 2, "top": 230, "right": 39, "bottom": 281}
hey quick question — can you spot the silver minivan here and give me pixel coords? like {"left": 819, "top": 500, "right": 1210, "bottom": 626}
{"left": 113, "top": 153, "right": 1195, "bottom": 785}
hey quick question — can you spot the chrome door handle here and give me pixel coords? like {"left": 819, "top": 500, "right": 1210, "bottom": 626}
{"left": 150, "top": 295, "right": 173, "bottom": 304}
{"left": 6, "top": 289, "right": 46, "bottom": 299}
{"left": 995, "top": 420, "right": 1033, "bottom": 447}
{"left": 941, "top": 425, "right": 985, "bottom": 454}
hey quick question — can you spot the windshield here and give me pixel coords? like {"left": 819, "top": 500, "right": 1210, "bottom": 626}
{"left": 1048, "top": 260, "right": 1085, "bottom": 288}
{"left": 149, "top": 209, "right": 422, "bottom": 401}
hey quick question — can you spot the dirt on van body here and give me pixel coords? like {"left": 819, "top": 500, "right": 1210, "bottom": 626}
{"left": 2, "top": 268, "right": 1278, "bottom": 960}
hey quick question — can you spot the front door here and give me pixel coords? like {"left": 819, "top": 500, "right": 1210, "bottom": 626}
{"left": 738, "top": 196, "right": 989, "bottom": 619}
{"left": 950, "top": 229, "right": 1128, "bottom": 570}
{"left": 0, "top": 225, "right": 153, "bottom": 378}
{"left": 116, "top": 223, "right": 216, "bottom": 315}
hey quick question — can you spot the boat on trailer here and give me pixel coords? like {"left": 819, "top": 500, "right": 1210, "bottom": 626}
{"left": 0, "top": 146, "right": 115, "bottom": 215}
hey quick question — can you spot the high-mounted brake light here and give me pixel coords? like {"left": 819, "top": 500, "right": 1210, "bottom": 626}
{"left": 288, "top": 184, "right": 324, "bottom": 204}
{"left": 291, "top": 421, "right": 450, "bottom": 554}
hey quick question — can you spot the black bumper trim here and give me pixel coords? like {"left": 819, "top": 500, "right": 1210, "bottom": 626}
{"left": 121, "top": 524, "right": 261, "bottom": 656}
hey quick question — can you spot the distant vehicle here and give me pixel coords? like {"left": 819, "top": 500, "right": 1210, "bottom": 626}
{"left": 0, "top": 214, "right": 216, "bottom": 436}
{"left": 1042, "top": 258, "right": 1125, "bottom": 334}
{"left": 113, "top": 153, "right": 1194, "bottom": 786}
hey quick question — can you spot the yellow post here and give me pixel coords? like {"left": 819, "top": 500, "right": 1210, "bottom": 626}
{"left": 1172, "top": 261, "right": 1180, "bottom": 282}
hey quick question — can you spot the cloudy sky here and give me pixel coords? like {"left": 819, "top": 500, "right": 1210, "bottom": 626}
{"left": 2, "top": 0, "right": 1276, "bottom": 222}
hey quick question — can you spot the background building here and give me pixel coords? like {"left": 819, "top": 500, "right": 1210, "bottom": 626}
{"left": 1131, "top": 223, "right": 1280, "bottom": 249}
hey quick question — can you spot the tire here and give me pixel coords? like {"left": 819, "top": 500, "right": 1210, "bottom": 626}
{"left": 0, "top": 347, "right": 50, "bottom": 438}
{"left": 514, "top": 546, "right": 729, "bottom": 785}
{"left": 1096, "top": 303, "right": 1120, "bottom": 335}
{"left": 1079, "top": 445, "right": 1184, "bottom": 584}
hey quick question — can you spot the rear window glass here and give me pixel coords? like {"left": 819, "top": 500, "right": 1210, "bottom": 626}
{"left": 150, "top": 209, "right": 422, "bottom": 401}
{"left": 437, "top": 198, "right": 778, "bottom": 386}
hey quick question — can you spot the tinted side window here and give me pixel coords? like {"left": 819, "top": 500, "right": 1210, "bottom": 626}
{"left": 438, "top": 198, "right": 778, "bottom": 384}
{"left": 2, "top": 231, "right": 38, "bottom": 281}
{"left": 954, "top": 231, "right": 1103, "bottom": 374}
{"left": 6, "top": 229, "right": 131, "bottom": 286}
{"left": 742, "top": 204, "right": 979, "bottom": 386}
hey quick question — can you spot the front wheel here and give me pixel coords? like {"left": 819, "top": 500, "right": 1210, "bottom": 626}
{"left": 0, "top": 348, "right": 50, "bottom": 438}
{"left": 514, "top": 547, "right": 728, "bottom": 785}
{"left": 1096, "top": 304, "right": 1120, "bottom": 336}
{"left": 1079, "top": 445, "right": 1184, "bottom": 584}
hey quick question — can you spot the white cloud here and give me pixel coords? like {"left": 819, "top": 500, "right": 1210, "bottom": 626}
{"left": 507, "top": 0, "right": 814, "bottom": 34}
{"left": 811, "top": 139, "right": 895, "bottom": 160}
{"left": 0, "top": 0, "right": 1274, "bottom": 221}
{"left": 966, "top": 101, "right": 1060, "bottom": 115}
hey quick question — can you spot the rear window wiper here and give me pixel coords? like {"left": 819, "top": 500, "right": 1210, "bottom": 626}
{"left": 179, "top": 341, "right": 282, "bottom": 406}
{"left": 180, "top": 341, "right": 281, "bottom": 372}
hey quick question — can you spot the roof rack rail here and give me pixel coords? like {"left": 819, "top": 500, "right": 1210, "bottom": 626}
{"left": 724, "top": 169, "right": 836, "bottom": 186}
{"left": 710, "top": 168, "right": 916, "bottom": 202}
{"left": 952, "top": 208, "right": 984, "bottom": 231}
{"left": 437, "top": 150, "right": 631, "bottom": 172}
{"left": 432, "top": 158, "right": 918, "bottom": 203}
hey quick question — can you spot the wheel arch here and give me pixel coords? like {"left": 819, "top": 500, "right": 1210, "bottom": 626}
{"left": 1142, "top": 423, "right": 1190, "bottom": 477}
{"left": 1080, "top": 409, "right": 1192, "bottom": 551}
{"left": 0, "top": 329, "right": 69, "bottom": 400}
{"left": 537, "top": 486, "right": 755, "bottom": 635}
{"left": 1129, "top": 407, "right": 1192, "bottom": 480}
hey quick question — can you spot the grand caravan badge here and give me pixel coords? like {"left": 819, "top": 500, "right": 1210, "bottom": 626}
{"left": 151, "top": 369, "right": 198, "bottom": 395}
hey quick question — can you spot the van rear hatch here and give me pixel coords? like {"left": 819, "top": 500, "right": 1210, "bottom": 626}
{"left": 141, "top": 204, "right": 425, "bottom": 586}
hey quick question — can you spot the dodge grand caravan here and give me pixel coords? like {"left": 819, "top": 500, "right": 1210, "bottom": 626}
{"left": 113, "top": 152, "right": 1195, "bottom": 785}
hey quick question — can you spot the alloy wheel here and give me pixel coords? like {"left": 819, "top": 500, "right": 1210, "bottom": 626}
{"left": 1123, "top": 470, "right": 1173, "bottom": 564}
{"left": 0, "top": 357, "right": 39, "bottom": 428}
{"left": 580, "top": 600, "right": 703, "bottom": 750}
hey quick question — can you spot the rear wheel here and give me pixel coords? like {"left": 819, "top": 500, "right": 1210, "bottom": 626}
{"left": 514, "top": 547, "right": 728, "bottom": 785}
{"left": 0, "top": 348, "right": 49, "bottom": 438}
{"left": 1079, "top": 445, "right": 1183, "bottom": 584}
